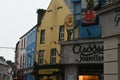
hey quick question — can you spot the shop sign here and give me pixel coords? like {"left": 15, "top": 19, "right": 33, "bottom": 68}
{"left": 72, "top": 43, "right": 103, "bottom": 63}
{"left": 38, "top": 69, "right": 59, "bottom": 75}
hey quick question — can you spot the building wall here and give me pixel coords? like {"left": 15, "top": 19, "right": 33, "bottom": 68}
{"left": 36, "top": 0, "right": 72, "bottom": 64}
{"left": 14, "top": 41, "right": 21, "bottom": 80}
{"left": 15, "top": 41, "right": 19, "bottom": 72}
{"left": 16, "top": 41, "right": 21, "bottom": 70}
{"left": 104, "top": 36, "right": 119, "bottom": 80}
{"left": 15, "top": 9, "right": 45, "bottom": 80}
{"left": 98, "top": 1, "right": 120, "bottom": 80}
{"left": 25, "top": 26, "right": 37, "bottom": 68}
{"left": 0, "top": 57, "right": 12, "bottom": 80}
{"left": 64, "top": 0, "right": 73, "bottom": 12}
{"left": 16, "top": 35, "right": 27, "bottom": 80}
{"left": 22, "top": 26, "right": 37, "bottom": 80}
{"left": 19, "top": 36, "right": 26, "bottom": 70}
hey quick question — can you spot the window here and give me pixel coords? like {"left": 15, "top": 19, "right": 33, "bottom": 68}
{"left": 74, "top": 2, "right": 81, "bottom": 14}
{"left": 47, "top": 10, "right": 52, "bottom": 12}
{"left": 33, "top": 31, "right": 35, "bottom": 42}
{"left": 30, "top": 33, "right": 32, "bottom": 44}
{"left": 38, "top": 50, "right": 44, "bottom": 64}
{"left": 57, "top": 6, "right": 62, "bottom": 10}
{"left": 50, "top": 48, "right": 56, "bottom": 64}
{"left": 59, "top": 25, "right": 64, "bottom": 40}
{"left": 40, "top": 30, "right": 45, "bottom": 43}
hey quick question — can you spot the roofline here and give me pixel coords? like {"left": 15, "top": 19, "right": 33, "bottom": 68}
{"left": 20, "top": 24, "right": 38, "bottom": 39}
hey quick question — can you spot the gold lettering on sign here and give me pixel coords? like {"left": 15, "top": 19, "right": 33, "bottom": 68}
{"left": 38, "top": 69, "right": 59, "bottom": 74}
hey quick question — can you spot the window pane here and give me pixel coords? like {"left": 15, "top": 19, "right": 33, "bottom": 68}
{"left": 50, "top": 48, "right": 56, "bottom": 64}
{"left": 59, "top": 25, "right": 64, "bottom": 40}
{"left": 40, "top": 30, "right": 45, "bottom": 43}
{"left": 38, "top": 50, "right": 44, "bottom": 64}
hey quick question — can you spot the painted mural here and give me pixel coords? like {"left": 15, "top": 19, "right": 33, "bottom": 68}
{"left": 65, "top": 14, "right": 74, "bottom": 40}
{"left": 67, "top": 0, "right": 102, "bottom": 39}
{"left": 78, "top": 0, "right": 101, "bottom": 39}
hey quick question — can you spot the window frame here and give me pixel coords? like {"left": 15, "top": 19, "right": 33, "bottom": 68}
{"left": 38, "top": 50, "right": 44, "bottom": 64}
{"left": 40, "top": 29, "right": 45, "bottom": 44}
{"left": 59, "top": 25, "right": 65, "bottom": 40}
{"left": 50, "top": 48, "right": 56, "bottom": 64}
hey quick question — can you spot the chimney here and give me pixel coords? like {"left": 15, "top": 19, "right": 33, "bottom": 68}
{"left": 0, "top": 56, "right": 5, "bottom": 63}
{"left": 37, "top": 9, "right": 46, "bottom": 25}
{"left": 0, "top": 56, "right": 3, "bottom": 62}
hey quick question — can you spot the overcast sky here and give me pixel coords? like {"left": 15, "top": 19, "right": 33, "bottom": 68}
{"left": 0, "top": 0, "right": 50, "bottom": 62}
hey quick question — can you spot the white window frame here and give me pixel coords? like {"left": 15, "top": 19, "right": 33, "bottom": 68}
{"left": 40, "top": 30, "right": 45, "bottom": 43}
{"left": 50, "top": 48, "right": 56, "bottom": 64}
{"left": 59, "top": 25, "right": 64, "bottom": 40}
{"left": 38, "top": 50, "right": 44, "bottom": 64}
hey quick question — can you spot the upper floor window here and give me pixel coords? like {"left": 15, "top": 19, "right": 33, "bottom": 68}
{"left": 50, "top": 48, "right": 56, "bottom": 64}
{"left": 33, "top": 31, "right": 36, "bottom": 42}
{"left": 59, "top": 25, "right": 64, "bottom": 40}
{"left": 38, "top": 50, "right": 44, "bottom": 64}
{"left": 30, "top": 33, "right": 32, "bottom": 44}
{"left": 47, "top": 10, "right": 52, "bottom": 12}
{"left": 40, "top": 30, "right": 45, "bottom": 43}
{"left": 21, "top": 38, "right": 26, "bottom": 49}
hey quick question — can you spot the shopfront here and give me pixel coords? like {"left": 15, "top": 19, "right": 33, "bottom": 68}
{"left": 60, "top": 39, "right": 104, "bottom": 80}
{"left": 78, "top": 75, "right": 99, "bottom": 80}
{"left": 78, "top": 63, "right": 103, "bottom": 80}
{"left": 36, "top": 64, "right": 64, "bottom": 80}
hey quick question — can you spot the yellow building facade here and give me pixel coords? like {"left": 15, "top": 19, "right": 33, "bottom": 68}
{"left": 36, "top": 0, "right": 72, "bottom": 80}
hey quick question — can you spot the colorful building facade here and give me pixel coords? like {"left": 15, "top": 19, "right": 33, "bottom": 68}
{"left": 23, "top": 26, "right": 37, "bottom": 80}
{"left": 18, "top": 33, "right": 27, "bottom": 80}
{"left": 14, "top": 0, "right": 112, "bottom": 80}
{"left": 59, "top": 0, "right": 105, "bottom": 80}
{"left": 71, "top": 0, "right": 104, "bottom": 39}
{"left": 14, "top": 8, "right": 46, "bottom": 80}
{"left": 16, "top": 26, "right": 37, "bottom": 80}
{"left": 36, "top": 0, "right": 72, "bottom": 79}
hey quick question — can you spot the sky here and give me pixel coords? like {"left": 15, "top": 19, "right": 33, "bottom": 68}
{"left": 0, "top": 0, "right": 50, "bottom": 62}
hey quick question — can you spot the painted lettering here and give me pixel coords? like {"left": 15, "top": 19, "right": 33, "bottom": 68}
{"left": 73, "top": 44, "right": 103, "bottom": 56}
{"left": 76, "top": 54, "right": 103, "bottom": 62}
{"left": 73, "top": 43, "right": 104, "bottom": 62}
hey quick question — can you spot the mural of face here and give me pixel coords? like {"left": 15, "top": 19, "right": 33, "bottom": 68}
{"left": 65, "top": 14, "right": 74, "bottom": 40}
{"left": 65, "top": 14, "right": 73, "bottom": 30}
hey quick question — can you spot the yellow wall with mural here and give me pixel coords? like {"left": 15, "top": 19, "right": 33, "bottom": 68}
{"left": 36, "top": 0, "right": 72, "bottom": 64}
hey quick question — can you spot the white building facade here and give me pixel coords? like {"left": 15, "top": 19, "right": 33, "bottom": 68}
{"left": 0, "top": 57, "right": 13, "bottom": 80}
{"left": 98, "top": 1, "right": 120, "bottom": 80}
